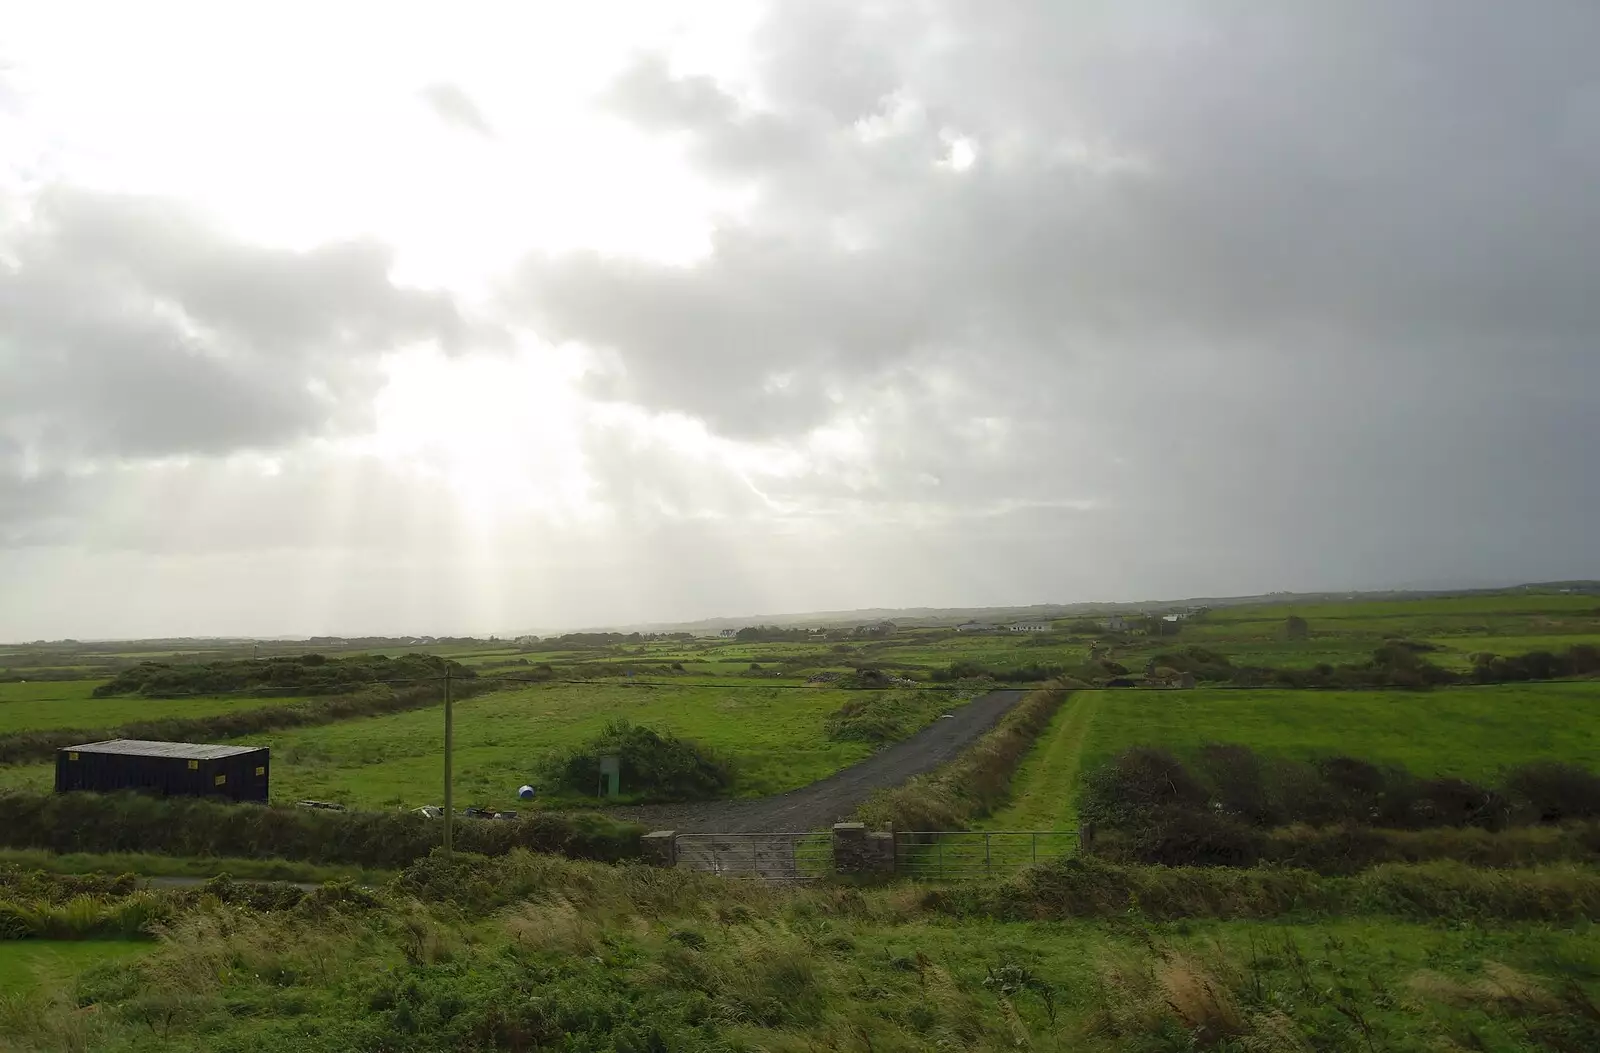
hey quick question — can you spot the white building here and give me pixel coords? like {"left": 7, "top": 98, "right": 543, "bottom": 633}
{"left": 1009, "top": 622, "right": 1051, "bottom": 633}
{"left": 954, "top": 621, "right": 996, "bottom": 632}
{"left": 718, "top": 628, "right": 738, "bottom": 638}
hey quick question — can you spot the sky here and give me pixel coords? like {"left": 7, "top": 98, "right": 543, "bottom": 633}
{"left": 1, "top": 1, "right": 1597, "bottom": 640}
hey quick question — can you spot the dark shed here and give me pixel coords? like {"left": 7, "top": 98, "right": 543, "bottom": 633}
{"left": 55, "top": 739, "right": 269, "bottom": 802}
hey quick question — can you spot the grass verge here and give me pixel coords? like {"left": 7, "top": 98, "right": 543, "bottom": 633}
{"left": 976, "top": 690, "right": 1102, "bottom": 830}
{"left": 856, "top": 684, "right": 1071, "bottom": 830}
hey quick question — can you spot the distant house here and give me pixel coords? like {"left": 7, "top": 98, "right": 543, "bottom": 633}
{"left": 1103, "top": 615, "right": 1129, "bottom": 632}
{"left": 955, "top": 621, "right": 996, "bottom": 632}
{"left": 718, "top": 628, "right": 738, "bottom": 638}
{"left": 1009, "top": 622, "right": 1050, "bottom": 633}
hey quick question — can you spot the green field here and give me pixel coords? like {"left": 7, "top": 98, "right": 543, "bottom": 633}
{"left": 3, "top": 588, "right": 1599, "bottom": 821}
{"left": 976, "top": 679, "right": 1600, "bottom": 831}
{"left": 0, "top": 679, "right": 308, "bottom": 735}
{"left": 0, "top": 940, "right": 150, "bottom": 997}
{"left": 1078, "top": 682, "right": 1600, "bottom": 778}
{"left": 5, "top": 854, "right": 1599, "bottom": 1051}
{"left": 0, "top": 682, "right": 891, "bottom": 810}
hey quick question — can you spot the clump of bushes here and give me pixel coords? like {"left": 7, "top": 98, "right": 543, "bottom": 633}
{"left": 931, "top": 661, "right": 1068, "bottom": 683}
{"left": 1078, "top": 746, "right": 1600, "bottom": 868}
{"left": 825, "top": 690, "right": 961, "bottom": 743}
{"left": 539, "top": 720, "right": 734, "bottom": 802}
{"left": 93, "top": 653, "right": 475, "bottom": 699}
{"left": 1471, "top": 644, "right": 1600, "bottom": 683}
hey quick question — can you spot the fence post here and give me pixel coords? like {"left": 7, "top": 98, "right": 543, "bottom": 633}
{"left": 984, "top": 832, "right": 992, "bottom": 876}
{"left": 1078, "top": 822, "right": 1096, "bottom": 854}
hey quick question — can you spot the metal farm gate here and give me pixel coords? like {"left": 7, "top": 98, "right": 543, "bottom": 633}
{"left": 892, "top": 830, "right": 1078, "bottom": 880}
{"left": 674, "top": 832, "right": 834, "bottom": 883}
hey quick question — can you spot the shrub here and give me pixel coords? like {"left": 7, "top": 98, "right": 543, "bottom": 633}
{"left": 1506, "top": 761, "right": 1600, "bottom": 822}
{"left": 1078, "top": 747, "right": 1209, "bottom": 830}
{"left": 1079, "top": 745, "right": 1557, "bottom": 868}
{"left": 824, "top": 690, "right": 955, "bottom": 743}
{"left": 539, "top": 720, "right": 734, "bottom": 802}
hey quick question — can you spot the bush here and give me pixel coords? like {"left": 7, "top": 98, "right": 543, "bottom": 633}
{"left": 1080, "top": 746, "right": 1600, "bottom": 868}
{"left": 930, "top": 661, "right": 1066, "bottom": 683}
{"left": 825, "top": 690, "right": 952, "bottom": 743}
{"left": 1078, "top": 747, "right": 1209, "bottom": 830}
{"left": 1506, "top": 761, "right": 1600, "bottom": 822}
{"left": 539, "top": 720, "right": 734, "bottom": 802}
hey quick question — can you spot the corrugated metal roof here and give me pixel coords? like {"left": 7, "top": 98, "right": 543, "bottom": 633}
{"left": 58, "top": 739, "right": 266, "bottom": 760}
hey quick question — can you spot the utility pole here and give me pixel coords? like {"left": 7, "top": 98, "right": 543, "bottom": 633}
{"left": 442, "top": 667, "right": 454, "bottom": 856}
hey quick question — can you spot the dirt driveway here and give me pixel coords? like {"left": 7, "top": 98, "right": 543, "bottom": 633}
{"left": 607, "top": 689, "right": 1026, "bottom": 833}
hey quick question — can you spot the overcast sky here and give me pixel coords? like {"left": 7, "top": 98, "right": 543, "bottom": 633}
{"left": 2, "top": 1, "right": 1596, "bottom": 640}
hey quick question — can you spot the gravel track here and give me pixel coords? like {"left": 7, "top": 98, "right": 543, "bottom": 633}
{"left": 607, "top": 689, "right": 1027, "bottom": 833}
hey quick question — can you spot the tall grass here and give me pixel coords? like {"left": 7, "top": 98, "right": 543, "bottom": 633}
{"left": 930, "top": 854, "right": 1600, "bottom": 923}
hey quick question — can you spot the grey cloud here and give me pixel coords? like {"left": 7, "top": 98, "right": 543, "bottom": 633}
{"left": 520, "top": 1, "right": 1600, "bottom": 428}
{"left": 603, "top": 54, "right": 738, "bottom": 130}
{"left": 0, "top": 187, "right": 471, "bottom": 465}
{"left": 509, "top": 0, "right": 1600, "bottom": 586}
{"left": 419, "top": 82, "right": 494, "bottom": 137}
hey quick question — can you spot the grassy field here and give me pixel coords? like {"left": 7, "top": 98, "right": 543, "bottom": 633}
{"left": 0, "top": 681, "right": 310, "bottom": 736}
{"left": 0, "top": 682, "right": 891, "bottom": 811}
{"left": 975, "top": 680, "right": 1600, "bottom": 831}
{"left": 3, "top": 588, "right": 1598, "bottom": 822}
{"left": 5, "top": 848, "right": 1600, "bottom": 1051}
{"left": 1078, "top": 681, "right": 1600, "bottom": 777}
{"left": 0, "top": 940, "right": 150, "bottom": 997}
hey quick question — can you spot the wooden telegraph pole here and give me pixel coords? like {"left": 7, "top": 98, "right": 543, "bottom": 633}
{"left": 442, "top": 667, "right": 454, "bottom": 855}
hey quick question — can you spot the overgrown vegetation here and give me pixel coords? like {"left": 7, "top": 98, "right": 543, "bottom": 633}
{"left": 0, "top": 791, "right": 643, "bottom": 867}
{"left": 1079, "top": 745, "right": 1600, "bottom": 867}
{"left": 1148, "top": 641, "right": 1600, "bottom": 690}
{"left": 824, "top": 689, "right": 968, "bottom": 743}
{"left": 92, "top": 653, "right": 474, "bottom": 699}
{"left": 932, "top": 660, "right": 1069, "bottom": 683}
{"left": 538, "top": 719, "right": 735, "bottom": 802}
{"left": 5, "top": 848, "right": 1600, "bottom": 1050}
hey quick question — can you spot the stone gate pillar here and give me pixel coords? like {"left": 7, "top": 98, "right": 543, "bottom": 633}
{"left": 642, "top": 830, "right": 677, "bottom": 867}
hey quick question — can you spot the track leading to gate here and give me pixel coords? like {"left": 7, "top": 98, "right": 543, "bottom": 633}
{"left": 609, "top": 689, "right": 1028, "bottom": 834}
